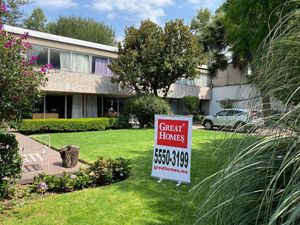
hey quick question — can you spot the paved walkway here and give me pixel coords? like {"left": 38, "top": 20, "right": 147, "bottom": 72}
{"left": 13, "top": 132, "right": 83, "bottom": 184}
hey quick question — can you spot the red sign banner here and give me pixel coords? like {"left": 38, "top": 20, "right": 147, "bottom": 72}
{"left": 157, "top": 119, "right": 189, "bottom": 148}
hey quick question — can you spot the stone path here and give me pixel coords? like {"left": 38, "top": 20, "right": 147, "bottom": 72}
{"left": 13, "top": 132, "right": 84, "bottom": 184}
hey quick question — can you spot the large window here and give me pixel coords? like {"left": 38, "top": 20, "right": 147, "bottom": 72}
{"left": 28, "top": 45, "right": 48, "bottom": 65}
{"left": 92, "top": 57, "right": 113, "bottom": 76}
{"left": 71, "top": 53, "right": 90, "bottom": 73}
{"left": 49, "top": 47, "right": 117, "bottom": 75}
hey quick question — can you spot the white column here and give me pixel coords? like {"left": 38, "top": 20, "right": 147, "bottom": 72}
{"left": 72, "top": 94, "right": 83, "bottom": 118}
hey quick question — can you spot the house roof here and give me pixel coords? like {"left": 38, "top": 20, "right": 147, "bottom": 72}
{"left": 3, "top": 24, "right": 118, "bottom": 53}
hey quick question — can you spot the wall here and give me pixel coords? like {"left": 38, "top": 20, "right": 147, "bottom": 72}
{"left": 212, "top": 64, "right": 247, "bottom": 87}
{"left": 208, "top": 84, "right": 260, "bottom": 115}
{"left": 43, "top": 71, "right": 212, "bottom": 99}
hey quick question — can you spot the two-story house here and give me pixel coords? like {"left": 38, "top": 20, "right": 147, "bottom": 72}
{"left": 4, "top": 25, "right": 212, "bottom": 119}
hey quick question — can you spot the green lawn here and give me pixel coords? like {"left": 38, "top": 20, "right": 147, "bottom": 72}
{"left": 1, "top": 129, "right": 248, "bottom": 225}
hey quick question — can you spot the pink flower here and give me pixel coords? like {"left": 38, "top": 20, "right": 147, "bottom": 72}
{"left": 44, "top": 64, "right": 53, "bottom": 69}
{"left": 29, "top": 56, "right": 38, "bottom": 64}
{"left": 40, "top": 67, "right": 47, "bottom": 73}
{"left": 0, "top": 3, "right": 7, "bottom": 13}
{"left": 4, "top": 39, "right": 15, "bottom": 48}
{"left": 0, "top": 24, "right": 3, "bottom": 31}
{"left": 22, "top": 42, "right": 32, "bottom": 49}
{"left": 19, "top": 32, "right": 30, "bottom": 40}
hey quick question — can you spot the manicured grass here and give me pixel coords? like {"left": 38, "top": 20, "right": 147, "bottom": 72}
{"left": 1, "top": 129, "right": 249, "bottom": 225}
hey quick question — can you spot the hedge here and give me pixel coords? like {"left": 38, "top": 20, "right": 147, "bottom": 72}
{"left": 18, "top": 118, "right": 118, "bottom": 134}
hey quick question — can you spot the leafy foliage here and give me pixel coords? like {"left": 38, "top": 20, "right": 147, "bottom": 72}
{"left": 32, "top": 157, "right": 132, "bottom": 193}
{"left": 182, "top": 96, "right": 200, "bottom": 115}
{"left": 218, "top": 99, "right": 234, "bottom": 109}
{"left": 88, "top": 157, "right": 132, "bottom": 186}
{"left": 0, "top": 133, "right": 22, "bottom": 199}
{"left": 109, "top": 19, "right": 202, "bottom": 97}
{"left": 251, "top": 8, "right": 300, "bottom": 106}
{"left": 18, "top": 118, "right": 118, "bottom": 134}
{"left": 221, "top": 0, "right": 297, "bottom": 62}
{"left": 46, "top": 16, "right": 116, "bottom": 45}
{"left": 195, "top": 5, "right": 300, "bottom": 225}
{"left": 23, "top": 7, "right": 47, "bottom": 31}
{"left": 191, "top": 9, "right": 228, "bottom": 77}
{"left": 124, "top": 95, "right": 170, "bottom": 127}
{"left": 0, "top": 14, "right": 47, "bottom": 128}
{"left": 2, "top": 0, "right": 29, "bottom": 26}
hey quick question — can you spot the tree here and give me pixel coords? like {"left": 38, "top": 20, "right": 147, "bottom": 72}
{"left": 2, "top": 0, "right": 29, "bottom": 26}
{"left": 109, "top": 19, "right": 202, "bottom": 98}
{"left": 191, "top": 9, "right": 228, "bottom": 77}
{"left": 191, "top": 1, "right": 297, "bottom": 117}
{"left": 220, "top": 0, "right": 297, "bottom": 117}
{"left": 23, "top": 7, "right": 47, "bottom": 31}
{"left": 46, "top": 16, "right": 116, "bottom": 45}
{"left": 0, "top": 15, "right": 47, "bottom": 128}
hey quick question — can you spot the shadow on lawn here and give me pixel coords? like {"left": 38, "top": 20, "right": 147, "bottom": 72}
{"left": 111, "top": 135, "right": 256, "bottom": 225}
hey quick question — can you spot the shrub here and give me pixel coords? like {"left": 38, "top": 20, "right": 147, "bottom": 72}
{"left": 218, "top": 99, "right": 234, "bottom": 109}
{"left": 32, "top": 157, "right": 132, "bottom": 194}
{"left": 18, "top": 118, "right": 118, "bottom": 134}
{"left": 193, "top": 114, "right": 204, "bottom": 123}
{"left": 125, "top": 95, "right": 170, "bottom": 127}
{"left": 88, "top": 157, "right": 132, "bottom": 185}
{"left": 182, "top": 96, "right": 200, "bottom": 115}
{"left": 0, "top": 133, "right": 22, "bottom": 200}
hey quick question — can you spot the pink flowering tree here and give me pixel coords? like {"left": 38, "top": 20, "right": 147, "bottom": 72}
{"left": 0, "top": 2, "right": 49, "bottom": 128}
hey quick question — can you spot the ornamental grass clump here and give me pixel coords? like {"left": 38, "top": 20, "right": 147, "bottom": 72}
{"left": 193, "top": 4, "right": 300, "bottom": 225}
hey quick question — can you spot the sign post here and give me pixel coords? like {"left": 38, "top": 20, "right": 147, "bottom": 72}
{"left": 151, "top": 115, "right": 192, "bottom": 185}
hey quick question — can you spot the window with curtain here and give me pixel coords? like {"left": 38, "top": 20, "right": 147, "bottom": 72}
{"left": 92, "top": 57, "right": 113, "bottom": 76}
{"left": 60, "top": 52, "right": 71, "bottom": 71}
{"left": 71, "top": 53, "right": 90, "bottom": 73}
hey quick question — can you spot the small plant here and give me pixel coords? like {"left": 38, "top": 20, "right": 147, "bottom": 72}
{"left": 218, "top": 99, "right": 234, "bottom": 109}
{"left": 88, "top": 157, "right": 132, "bottom": 185}
{"left": 31, "top": 157, "right": 132, "bottom": 194}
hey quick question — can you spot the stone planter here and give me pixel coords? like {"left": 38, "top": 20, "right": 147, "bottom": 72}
{"left": 59, "top": 145, "right": 80, "bottom": 168}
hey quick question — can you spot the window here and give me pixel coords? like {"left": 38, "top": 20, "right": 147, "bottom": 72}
{"left": 28, "top": 45, "right": 48, "bottom": 65}
{"left": 50, "top": 49, "right": 61, "bottom": 69}
{"left": 71, "top": 53, "right": 90, "bottom": 73}
{"left": 216, "top": 111, "right": 228, "bottom": 116}
{"left": 92, "top": 57, "right": 113, "bottom": 76}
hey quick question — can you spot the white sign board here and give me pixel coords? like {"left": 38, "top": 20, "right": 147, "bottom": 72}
{"left": 151, "top": 115, "right": 192, "bottom": 184}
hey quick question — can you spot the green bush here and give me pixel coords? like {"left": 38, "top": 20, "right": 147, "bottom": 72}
{"left": 88, "top": 157, "right": 132, "bottom": 186}
{"left": 32, "top": 157, "right": 132, "bottom": 194}
{"left": 18, "top": 118, "right": 118, "bottom": 134}
{"left": 182, "top": 96, "right": 200, "bottom": 115}
{"left": 0, "top": 133, "right": 22, "bottom": 200}
{"left": 125, "top": 95, "right": 170, "bottom": 127}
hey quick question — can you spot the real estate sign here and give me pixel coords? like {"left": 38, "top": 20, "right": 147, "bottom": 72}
{"left": 151, "top": 115, "right": 192, "bottom": 184}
